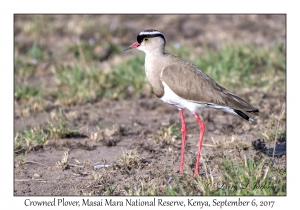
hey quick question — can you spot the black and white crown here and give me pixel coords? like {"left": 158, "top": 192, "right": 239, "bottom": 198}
{"left": 137, "top": 29, "right": 166, "bottom": 44}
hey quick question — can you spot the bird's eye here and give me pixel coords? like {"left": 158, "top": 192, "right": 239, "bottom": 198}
{"left": 144, "top": 38, "right": 150, "bottom": 42}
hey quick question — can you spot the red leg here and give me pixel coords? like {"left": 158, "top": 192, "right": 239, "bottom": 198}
{"left": 193, "top": 112, "right": 205, "bottom": 177}
{"left": 179, "top": 109, "right": 186, "bottom": 173}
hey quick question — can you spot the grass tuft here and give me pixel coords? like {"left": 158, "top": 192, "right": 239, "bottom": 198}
{"left": 14, "top": 119, "right": 80, "bottom": 152}
{"left": 47, "top": 120, "right": 77, "bottom": 139}
{"left": 14, "top": 85, "right": 40, "bottom": 101}
{"left": 56, "top": 150, "right": 70, "bottom": 170}
{"left": 14, "top": 127, "right": 49, "bottom": 152}
{"left": 117, "top": 150, "right": 146, "bottom": 175}
{"left": 155, "top": 123, "right": 181, "bottom": 144}
{"left": 195, "top": 154, "right": 286, "bottom": 195}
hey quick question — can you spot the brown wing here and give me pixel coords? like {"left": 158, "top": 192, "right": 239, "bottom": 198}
{"left": 161, "top": 63, "right": 259, "bottom": 114}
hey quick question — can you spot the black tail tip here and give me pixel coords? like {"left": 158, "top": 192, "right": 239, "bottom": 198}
{"left": 234, "top": 109, "right": 256, "bottom": 123}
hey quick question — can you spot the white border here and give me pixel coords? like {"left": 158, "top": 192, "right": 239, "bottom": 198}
{"left": 3, "top": 1, "right": 298, "bottom": 209}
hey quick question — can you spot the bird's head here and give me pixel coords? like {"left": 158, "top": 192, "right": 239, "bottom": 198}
{"left": 124, "top": 29, "right": 166, "bottom": 54}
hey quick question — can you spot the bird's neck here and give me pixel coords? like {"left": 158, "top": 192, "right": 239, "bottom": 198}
{"left": 143, "top": 50, "right": 167, "bottom": 98}
{"left": 144, "top": 45, "right": 165, "bottom": 56}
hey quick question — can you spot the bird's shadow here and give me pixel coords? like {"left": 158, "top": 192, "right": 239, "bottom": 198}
{"left": 252, "top": 138, "right": 286, "bottom": 158}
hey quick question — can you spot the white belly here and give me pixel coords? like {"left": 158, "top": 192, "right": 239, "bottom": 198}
{"left": 160, "top": 81, "right": 237, "bottom": 116}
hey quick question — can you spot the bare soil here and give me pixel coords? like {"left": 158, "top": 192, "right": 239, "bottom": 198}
{"left": 14, "top": 15, "right": 286, "bottom": 195}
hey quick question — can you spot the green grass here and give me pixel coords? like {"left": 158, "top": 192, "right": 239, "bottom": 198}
{"left": 52, "top": 55, "right": 146, "bottom": 105}
{"left": 108, "top": 55, "right": 147, "bottom": 98}
{"left": 194, "top": 42, "right": 286, "bottom": 90}
{"left": 167, "top": 41, "right": 285, "bottom": 91}
{"left": 28, "top": 41, "right": 44, "bottom": 61}
{"left": 14, "top": 120, "right": 78, "bottom": 152}
{"left": 14, "top": 127, "right": 49, "bottom": 152}
{"left": 147, "top": 155, "right": 285, "bottom": 195}
{"left": 194, "top": 154, "right": 286, "bottom": 195}
{"left": 14, "top": 43, "right": 48, "bottom": 114}
{"left": 47, "top": 120, "right": 78, "bottom": 139}
{"left": 14, "top": 85, "right": 40, "bottom": 101}
{"left": 53, "top": 65, "right": 103, "bottom": 105}
{"left": 68, "top": 39, "right": 123, "bottom": 62}
{"left": 15, "top": 15, "right": 286, "bottom": 109}
{"left": 14, "top": 67, "right": 45, "bottom": 115}
{"left": 15, "top": 41, "right": 285, "bottom": 108}
{"left": 155, "top": 123, "right": 181, "bottom": 144}
{"left": 14, "top": 57, "right": 37, "bottom": 79}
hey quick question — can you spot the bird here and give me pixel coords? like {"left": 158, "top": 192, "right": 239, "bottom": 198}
{"left": 124, "top": 29, "right": 259, "bottom": 176}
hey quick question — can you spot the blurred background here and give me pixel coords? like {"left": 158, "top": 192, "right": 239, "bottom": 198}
{"left": 14, "top": 15, "right": 286, "bottom": 196}
{"left": 14, "top": 14, "right": 286, "bottom": 117}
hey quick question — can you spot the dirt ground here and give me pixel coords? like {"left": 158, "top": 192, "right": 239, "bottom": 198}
{"left": 14, "top": 15, "right": 286, "bottom": 195}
